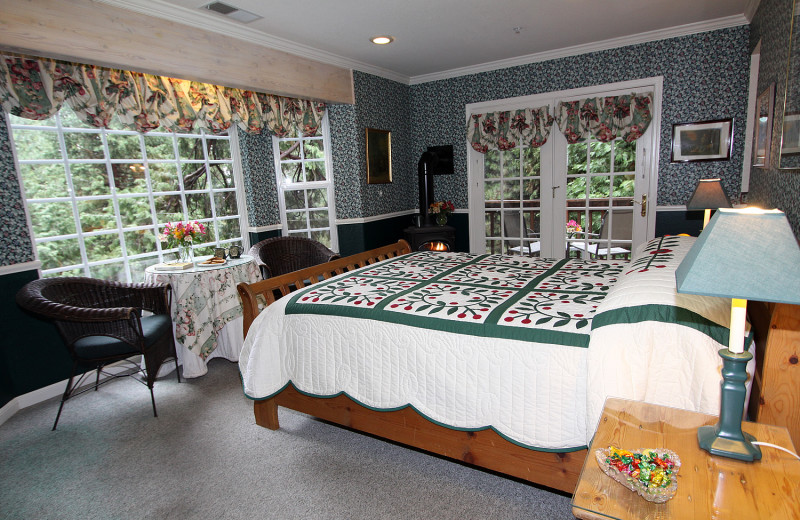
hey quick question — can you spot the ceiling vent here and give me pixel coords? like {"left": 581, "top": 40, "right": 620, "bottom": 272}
{"left": 203, "top": 2, "right": 261, "bottom": 23}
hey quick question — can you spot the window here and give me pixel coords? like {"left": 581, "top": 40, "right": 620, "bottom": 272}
{"left": 482, "top": 145, "right": 542, "bottom": 256}
{"left": 272, "top": 115, "right": 338, "bottom": 251}
{"left": 10, "top": 106, "right": 249, "bottom": 282}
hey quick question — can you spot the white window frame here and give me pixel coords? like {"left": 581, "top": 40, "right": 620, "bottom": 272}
{"left": 466, "top": 77, "right": 663, "bottom": 256}
{"left": 8, "top": 110, "right": 250, "bottom": 282}
{"left": 272, "top": 113, "right": 339, "bottom": 252}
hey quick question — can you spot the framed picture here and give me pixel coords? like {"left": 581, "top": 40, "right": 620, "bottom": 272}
{"left": 670, "top": 118, "right": 733, "bottom": 162}
{"left": 365, "top": 128, "right": 392, "bottom": 184}
{"left": 753, "top": 84, "right": 776, "bottom": 167}
{"left": 781, "top": 114, "right": 800, "bottom": 155}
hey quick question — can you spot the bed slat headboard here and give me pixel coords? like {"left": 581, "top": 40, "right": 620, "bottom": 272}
{"left": 237, "top": 239, "right": 411, "bottom": 338}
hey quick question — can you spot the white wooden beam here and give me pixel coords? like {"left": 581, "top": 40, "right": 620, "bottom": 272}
{"left": 0, "top": 0, "right": 354, "bottom": 104}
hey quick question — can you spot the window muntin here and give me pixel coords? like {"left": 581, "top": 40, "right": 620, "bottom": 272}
{"left": 565, "top": 137, "right": 636, "bottom": 256}
{"left": 273, "top": 117, "right": 338, "bottom": 251}
{"left": 10, "top": 106, "right": 248, "bottom": 282}
{"left": 483, "top": 145, "right": 541, "bottom": 255}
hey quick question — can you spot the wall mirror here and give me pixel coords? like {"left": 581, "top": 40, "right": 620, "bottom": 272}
{"left": 780, "top": 0, "right": 800, "bottom": 168}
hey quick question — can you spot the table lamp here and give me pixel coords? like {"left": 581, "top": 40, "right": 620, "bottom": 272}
{"left": 686, "top": 178, "right": 732, "bottom": 229}
{"left": 675, "top": 207, "right": 800, "bottom": 461}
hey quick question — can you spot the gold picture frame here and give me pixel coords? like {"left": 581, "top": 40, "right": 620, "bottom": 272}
{"left": 366, "top": 128, "right": 392, "bottom": 184}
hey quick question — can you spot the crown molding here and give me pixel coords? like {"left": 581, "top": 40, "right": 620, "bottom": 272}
{"left": 96, "top": 0, "right": 409, "bottom": 85}
{"left": 408, "top": 15, "right": 749, "bottom": 85}
{"left": 97, "top": 2, "right": 749, "bottom": 87}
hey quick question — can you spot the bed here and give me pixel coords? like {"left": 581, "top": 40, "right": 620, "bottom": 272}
{"left": 237, "top": 236, "right": 800, "bottom": 493}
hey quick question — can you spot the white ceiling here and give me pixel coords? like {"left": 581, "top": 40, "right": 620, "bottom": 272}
{"left": 105, "top": 0, "right": 758, "bottom": 84}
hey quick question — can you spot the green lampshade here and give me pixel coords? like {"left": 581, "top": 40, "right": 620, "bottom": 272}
{"left": 676, "top": 208, "right": 800, "bottom": 305}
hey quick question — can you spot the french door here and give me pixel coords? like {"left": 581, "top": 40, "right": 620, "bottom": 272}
{"left": 468, "top": 79, "right": 661, "bottom": 259}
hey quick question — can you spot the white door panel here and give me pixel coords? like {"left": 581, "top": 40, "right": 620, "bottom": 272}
{"left": 468, "top": 78, "right": 662, "bottom": 258}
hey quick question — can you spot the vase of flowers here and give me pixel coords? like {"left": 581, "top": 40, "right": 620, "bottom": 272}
{"left": 429, "top": 200, "right": 455, "bottom": 226}
{"left": 566, "top": 219, "right": 582, "bottom": 235}
{"left": 159, "top": 221, "right": 206, "bottom": 264}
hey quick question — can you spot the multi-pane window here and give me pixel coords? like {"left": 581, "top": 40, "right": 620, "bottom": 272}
{"left": 565, "top": 137, "right": 636, "bottom": 257}
{"left": 10, "top": 106, "right": 248, "bottom": 282}
{"left": 483, "top": 145, "right": 541, "bottom": 255}
{"left": 272, "top": 117, "right": 338, "bottom": 251}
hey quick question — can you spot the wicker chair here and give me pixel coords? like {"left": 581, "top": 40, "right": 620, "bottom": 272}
{"left": 248, "top": 236, "right": 340, "bottom": 279}
{"left": 16, "top": 277, "right": 180, "bottom": 430}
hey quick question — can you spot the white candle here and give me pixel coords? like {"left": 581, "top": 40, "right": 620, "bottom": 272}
{"left": 728, "top": 298, "right": 747, "bottom": 354}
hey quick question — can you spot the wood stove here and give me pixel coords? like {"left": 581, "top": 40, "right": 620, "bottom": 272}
{"left": 404, "top": 225, "right": 455, "bottom": 252}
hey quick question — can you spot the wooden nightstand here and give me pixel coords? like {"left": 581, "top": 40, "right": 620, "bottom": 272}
{"left": 572, "top": 398, "right": 800, "bottom": 519}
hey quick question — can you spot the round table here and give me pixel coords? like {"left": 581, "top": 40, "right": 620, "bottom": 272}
{"left": 145, "top": 255, "right": 260, "bottom": 378}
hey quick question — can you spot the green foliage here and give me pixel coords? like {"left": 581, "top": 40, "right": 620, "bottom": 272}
{"left": 482, "top": 139, "right": 637, "bottom": 240}
{"left": 11, "top": 107, "right": 241, "bottom": 281}
{"left": 566, "top": 140, "right": 636, "bottom": 199}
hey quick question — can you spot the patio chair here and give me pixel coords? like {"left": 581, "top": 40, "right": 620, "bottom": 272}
{"left": 503, "top": 211, "right": 541, "bottom": 257}
{"left": 569, "top": 209, "right": 633, "bottom": 259}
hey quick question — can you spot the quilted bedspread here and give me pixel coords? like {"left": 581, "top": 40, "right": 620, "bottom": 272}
{"left": 286, "top": 251, "right": 626, "bottom": 347}
{"left": 239, "top": 238, "right": 749, "bottom": 450}
{"left": 585, "top": 235, "right": 755, "bottom": 434}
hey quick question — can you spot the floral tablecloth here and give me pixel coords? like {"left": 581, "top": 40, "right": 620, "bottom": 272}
{"left": 145, "top": 255, "right": 260, "bottom": 377}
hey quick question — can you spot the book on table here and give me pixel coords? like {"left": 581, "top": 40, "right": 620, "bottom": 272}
{"left": 153, "top": 262, "right": 193, "bottom": 271}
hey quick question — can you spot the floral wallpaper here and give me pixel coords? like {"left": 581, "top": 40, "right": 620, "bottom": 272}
{"left": 330, "top": 71, "right": 414, "bottom": 219}
{"left": 748, "top": 0, "right": 800, "bottom": 235}
{"left": 0, "top": 112, "right": 34, "bottom": 265}
{"left": 239, "top": 70, "right": 413, "bottom": 225}
{"left": 238, "top": 128, "right": 279, "bottom": 227}
{"left": 410, "top": 26, "right": 751, "bottom": 210}
{"left": 328, "top": 102, "right": 361, "bottom": 220}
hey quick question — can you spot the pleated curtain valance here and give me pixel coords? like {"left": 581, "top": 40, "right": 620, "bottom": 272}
{"left": 0, "top": 54, "right": 326, "bottom": 136}
{"left": 467, "top": 106, "right": 555, "bottom": 153}
{"left": 555, "top": 93, "right": 653, "bottom": 144}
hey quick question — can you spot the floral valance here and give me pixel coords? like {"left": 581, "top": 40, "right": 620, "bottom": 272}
{"left": 0, "top": 54, "right": 326, "bottom": 136}
{"left": 467, "top": 106, "right": 555, "bottom": 153}
{"left": 555, "top": 93, "right": 653, "bottom": 144}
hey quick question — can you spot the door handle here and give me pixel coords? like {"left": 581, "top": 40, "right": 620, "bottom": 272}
{"left": 552, "top": 185, "right": 560, "bottom": 197}
{"left": 634, "top": 195, "right": 647, "bottom": 217}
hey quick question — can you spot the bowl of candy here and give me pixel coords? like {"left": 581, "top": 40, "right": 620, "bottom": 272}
{"left": 595, "top": 446, "right": 681, "bottom": 503}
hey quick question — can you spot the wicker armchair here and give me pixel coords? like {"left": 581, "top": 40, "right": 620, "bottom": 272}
{"left": 16, "top": 277, "right": 180, "bottom": 430}
{"left": 248, "top": 236, "right": 340, "bottom": 279}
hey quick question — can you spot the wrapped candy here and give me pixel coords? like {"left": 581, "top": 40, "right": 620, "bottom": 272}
{"left": 596, "top": 446, "right": 680, "bottom": 503}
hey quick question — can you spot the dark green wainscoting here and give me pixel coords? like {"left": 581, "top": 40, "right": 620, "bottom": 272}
{"left": 337, "top": 212, "right": 470, "bottom": 256}
{"left": 248, "top": 229, "right": 282, "bottom": 251}
{"left": 655, "top": 210, "right": 704, "bottom": 238}
{"left": 0, "top": 269, "right": 71, "bottom": 408}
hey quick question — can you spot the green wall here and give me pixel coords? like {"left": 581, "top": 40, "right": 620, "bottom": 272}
{"left": 0, "top": 269, "right": 70, "bottom": 407}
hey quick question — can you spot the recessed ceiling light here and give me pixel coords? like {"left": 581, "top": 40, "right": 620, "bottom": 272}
{"left": 370, "top": 36, "right": 394, "bottom": 45}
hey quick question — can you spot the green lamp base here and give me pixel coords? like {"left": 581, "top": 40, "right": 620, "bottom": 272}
{"left": 697, "top": 348, "right": 762, "bottom": 462}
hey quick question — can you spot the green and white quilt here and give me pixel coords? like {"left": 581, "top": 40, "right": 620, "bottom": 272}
{"left": 239, "top": 238, "right": 745, "bottom": 450}
{"left": 286, "top": 251, "right": 626, "bottom": 348}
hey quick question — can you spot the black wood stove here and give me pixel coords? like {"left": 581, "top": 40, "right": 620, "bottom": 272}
{"left": 404, "top": 224, "right": 455, "bottom": 251}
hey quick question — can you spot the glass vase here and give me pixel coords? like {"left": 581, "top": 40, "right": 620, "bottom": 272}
{"left": 177, "top": 243, "right": 194, "bottom": 264}
{"left": 436, "top": 213, "right": 448, "bottom": 226}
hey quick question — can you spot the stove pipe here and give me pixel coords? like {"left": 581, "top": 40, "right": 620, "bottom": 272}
{"left": 418, "top": 151, "right": 438, "bottom": 226}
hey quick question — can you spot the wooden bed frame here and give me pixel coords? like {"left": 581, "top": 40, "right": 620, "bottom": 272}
{"left": 237, "top": 239, "right": 800, "bottom": 494}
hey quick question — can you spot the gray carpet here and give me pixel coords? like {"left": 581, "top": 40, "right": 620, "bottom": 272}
{"left": 0, "top": 360, "right": 574, "bottom": 519}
